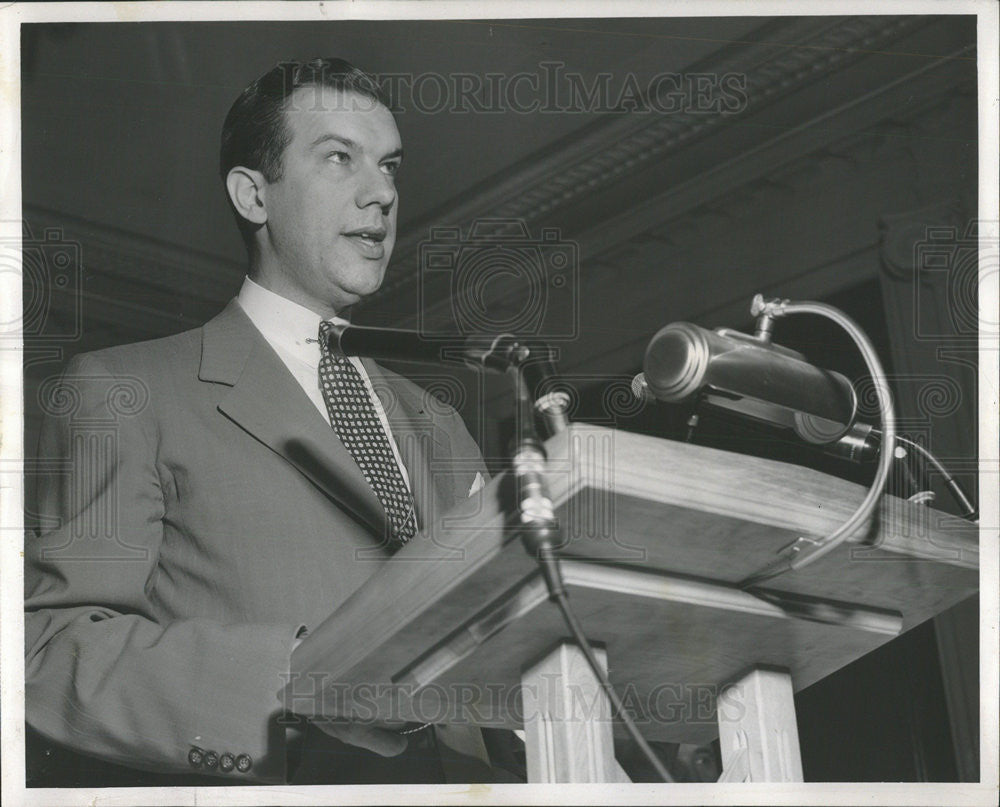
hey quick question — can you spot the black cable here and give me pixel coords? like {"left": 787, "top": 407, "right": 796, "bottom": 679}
{"left": 535, "top": 546, "right": 676, "bottom": 783}
{"left": 512, "top": 360, "right": 673, "bottom": 782}
{"left": 895, "top": 435, "right": 978, "bottom": 520}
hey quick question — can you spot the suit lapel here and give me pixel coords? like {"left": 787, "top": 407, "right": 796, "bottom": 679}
{"left": 200, "top": 301, "right": 388, "bottom": 538}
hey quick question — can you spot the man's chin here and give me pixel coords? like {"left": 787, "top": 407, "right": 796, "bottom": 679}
{"left": 351, "top": 266, "right": 389, "bottom": 298}
{"left": 332, "top": 275, "right": 386, "bottom": 310}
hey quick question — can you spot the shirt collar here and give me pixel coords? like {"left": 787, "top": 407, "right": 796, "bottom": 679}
{"left": 236, "top": 276, "right": 347, "bottom": 367}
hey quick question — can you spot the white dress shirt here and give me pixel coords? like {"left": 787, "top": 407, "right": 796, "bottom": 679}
{"left": 236, "top": 276, "right": 413, "bottom": 495}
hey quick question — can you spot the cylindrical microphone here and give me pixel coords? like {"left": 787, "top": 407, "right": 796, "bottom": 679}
{"left": 631, "top": 372, "right": 652, "bottom": 402}
{"left": 327, "top": 323, "right": 540, "bottom": 371}
{"left": 641, "top": 322, "right": 857, "bottom": 444}
{"left": 634, "top": 370, "right": 878, "bottom": 463}
{"left": 326, "top": 323, "right": 571, "bottom": 434}
{"left": 325, "top": 322, "right": 466, "bottom": 365}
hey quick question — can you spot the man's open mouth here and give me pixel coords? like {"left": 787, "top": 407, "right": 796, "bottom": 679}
{"left": 343, "top": 227, "right": 386, "bottom": 246}
{"left": 343, "top": 227, "right": 388, "bottom": 259}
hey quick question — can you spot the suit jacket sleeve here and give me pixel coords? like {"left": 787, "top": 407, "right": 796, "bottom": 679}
{"left": 24, "top": 352, "right": 302, "bottom": 783}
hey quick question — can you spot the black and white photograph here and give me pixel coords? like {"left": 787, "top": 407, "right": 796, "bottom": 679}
{"left": 1, "top": 2, "right": 997, "bottom": 805}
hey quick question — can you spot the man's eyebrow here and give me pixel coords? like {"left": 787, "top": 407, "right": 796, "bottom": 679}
{"left": 309, "top": 134, "right": 404, "bottom": 163}
{"left": 309, "top": 133, "right": 359, "bottom": 150}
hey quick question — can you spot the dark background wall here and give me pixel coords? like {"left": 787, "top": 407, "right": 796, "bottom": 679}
{"left": 19, "top": 15, "right": 980, "bottom": 782}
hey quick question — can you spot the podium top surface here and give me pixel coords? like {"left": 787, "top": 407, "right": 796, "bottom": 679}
{"left": 287, "top": 425, "right": 978, "bottom": 742}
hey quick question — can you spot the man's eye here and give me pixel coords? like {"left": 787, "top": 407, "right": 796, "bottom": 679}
{"left": 381, "top": 161, "right": 401, "bottom": 177}
{"left": 327, "top": 151, "right": 350, "bottom": 165}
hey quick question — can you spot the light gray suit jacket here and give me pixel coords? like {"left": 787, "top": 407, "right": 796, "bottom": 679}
{"left": 25, "top": 299, "right": 486, "bottom": 783}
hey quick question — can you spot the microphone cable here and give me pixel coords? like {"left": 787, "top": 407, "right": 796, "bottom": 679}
{"left": 529, "top": 540, "right": 676, "bottom": 783}
{"left": 514, "top": 398, "right": 674, "bottom": 783}
{"left": 895, "top": 434, "right": 978, "bottom": 520}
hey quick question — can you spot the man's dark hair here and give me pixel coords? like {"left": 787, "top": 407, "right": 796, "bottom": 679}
{"left": 219, "top": 58, "right": 387, "bottom": 247}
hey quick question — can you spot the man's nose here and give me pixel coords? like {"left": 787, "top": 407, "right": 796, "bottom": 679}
{"left": 356, "top": 161, "right": 396, "bottom": 214}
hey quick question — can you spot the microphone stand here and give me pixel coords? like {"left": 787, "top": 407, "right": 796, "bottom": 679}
{"left": 500, "top": 348, "right": 675, "bottom": 783}
{"left": 510, "top": 364, "right": 565, "bottom": 599}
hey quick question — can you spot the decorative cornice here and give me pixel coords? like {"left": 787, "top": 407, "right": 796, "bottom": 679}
{"left": 582, "top": 46, "right": 976, "bottom": 269}
{"left": 374, "top": 15, "right": 931, "bottom": 307}
{"left": 21, "top": 205, "right": 243, "bottom": 339}
{"left": 23, "top": 206, "right": 243, "bottom": 301}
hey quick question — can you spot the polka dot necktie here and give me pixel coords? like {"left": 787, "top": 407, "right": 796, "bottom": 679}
{"left": 317, "top": 320, "right": 417, "bottom": 546}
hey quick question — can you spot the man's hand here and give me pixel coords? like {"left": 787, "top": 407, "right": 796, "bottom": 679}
{"left": 309, "top": 718, "right": 408, "bottom": 757}
{"left": 290, "top": 633, "right": 406, "bottom": 757}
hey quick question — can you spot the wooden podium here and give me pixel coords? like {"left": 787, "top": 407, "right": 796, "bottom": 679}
{"left": 284, "top": 425, "right": 979, "bottom": 783}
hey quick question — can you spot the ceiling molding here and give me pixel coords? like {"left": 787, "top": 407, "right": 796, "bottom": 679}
{"left": 23, "top": 205, "right": 244, "bottom": 304}
{"left": 581, "top": 43, "right": 976, "bottom": 267}
{"left": 384, "top": 40, "right": 975, "bottom": 332}
{"left": 373, "top": 14, "right": 931, "bottom": 307}
{"left": 21, "top": 205, "right": 244, "bottom": 343}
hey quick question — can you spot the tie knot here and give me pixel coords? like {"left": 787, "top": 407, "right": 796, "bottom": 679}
{"left": 317, "top": 320, "right": 334, "bottom": 355}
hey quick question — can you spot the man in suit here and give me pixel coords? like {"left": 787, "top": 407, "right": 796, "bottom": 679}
{"left": 25, "top": 58, "right": 519, "bottom": 786}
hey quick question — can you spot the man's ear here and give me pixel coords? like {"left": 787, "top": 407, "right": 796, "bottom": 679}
{"left": 226, "top": 167, "right": 268, "bottom": 226}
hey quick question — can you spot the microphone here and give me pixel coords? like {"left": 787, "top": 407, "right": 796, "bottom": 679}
{"left": 325, "top": 322, "right": 540, "bottom": 371}
{"left": 637, "top": 321, "right": 858, "bottom": 445}
{"left": 325, "top": 322, "right": 472, "bottom": 366}
{"left": 823, "top": 421, "right": 880, "bottom": 463}
{"left": 630, "top": 372, "right": 652, "bottom": 402}
{"left": 325, "top": 323, "right": 570, "bottom": 433}
{"left": 634, "top": 369, "right": 878, "bottom": 462}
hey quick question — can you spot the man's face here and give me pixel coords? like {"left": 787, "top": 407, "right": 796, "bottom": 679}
{"left": 258, "top": 86, "right": 402, "bottom": 316}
